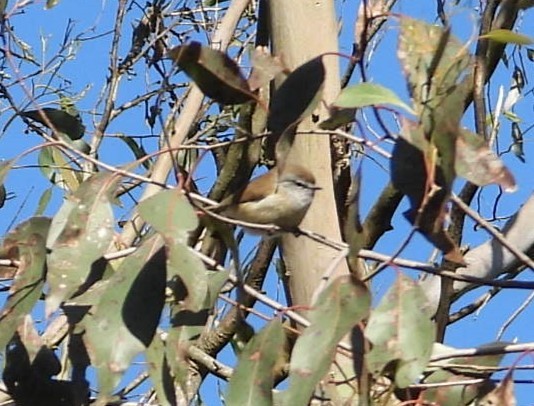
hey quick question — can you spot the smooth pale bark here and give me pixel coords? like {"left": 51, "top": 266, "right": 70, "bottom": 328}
{"left": 269, "top": 0, "right": 350, "bottom": 308}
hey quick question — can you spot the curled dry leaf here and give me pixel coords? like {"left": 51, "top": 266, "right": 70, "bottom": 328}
{"left": 248, "top": 46, "right": 287, "bottom": 91}
{"left": 455, "top": 130, "right": 516, "bottom": 192}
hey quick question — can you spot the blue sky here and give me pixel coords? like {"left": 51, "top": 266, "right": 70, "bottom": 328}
{"left": 1, "top": 0, "right": 533, "bottom": 404}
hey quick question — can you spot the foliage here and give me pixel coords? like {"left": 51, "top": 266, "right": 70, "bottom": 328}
{"left": 0, "top": 1, "right": 532, "bottom": 405}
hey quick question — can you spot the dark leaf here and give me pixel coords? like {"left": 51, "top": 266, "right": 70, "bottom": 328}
{"left": 169, "top": 41, "right": 255, "bottom": 105}
{"left": 267, "top": 55, "right": 325, "bottom": 139}
{"left": 511, "top": 123, "right": 525, "bottom": 163}
{"left": 391, "top": 120, "right": 464, "bottom": 263}
{"left": 21, "top": 108, "right": 85, "bottom": 140}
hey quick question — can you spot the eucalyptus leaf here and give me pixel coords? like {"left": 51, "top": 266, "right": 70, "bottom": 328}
{"left": 333, "top": 82, "right": 414, "bottom": 114}
{"left": 283, "top": 275, "right": 370, "bottom": 405}
{"left": 365, "top": 273, "right": 435, "bottom": 388}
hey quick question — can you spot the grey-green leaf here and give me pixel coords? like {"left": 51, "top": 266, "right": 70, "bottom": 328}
{"left": 226, "top": 319, "right": 285, "bottom": 406}
{"left": 283, "top": 275, "right": 370, "bottom": 405}
{"left": 45, "top": 173, "right": 117, "bottom": 316}
{"left": 139, "top": 189, "right": 207, "bottom": 311}
{"left": 0, "top": 217, "right": 50, "bottom": 349}
{"left": 365, "top": 273, "right": 435, "bottom": 388}
{"left": 83, "top": 235, "right": 166, "bottom": 403}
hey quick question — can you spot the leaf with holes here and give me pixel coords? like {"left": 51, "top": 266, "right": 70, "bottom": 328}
{"left": 45, "top": 173, "right": 117, "bottom": 316}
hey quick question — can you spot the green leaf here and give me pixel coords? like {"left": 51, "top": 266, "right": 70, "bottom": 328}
{"left": 165, "top": 305, "right": 209, "bottom": 394}
{"left": 37, "top": 146, "right": 81, "bottom": 191}
{"left": 0, "top": 217, "right": 50, "bottom": 350}
{"left": 21, "top": 108, "right": 85, "bottom": 140}
{"left": 283, "top": 275, "right": 370, "bottom": 405}
{"left": 169, "top": 42, "right": 255, "bottom": 105}
{"left": 118, "top": 134, "right": 151, "bottom": 170}
{"left": 365, "top": 273, "right": 436, "bottom": 388}
{"left": 45, "top": 173, "right": 117, "bottom": 316}
{"left": 480, "top": 29, "right": 534, "bottom": 45}
{"left": 139, "top": 189, "right": 207, "bottom": 311}
{"left": 455, "top": 130, "right": 516, "bottom": 192}
{"left": 226, "top": 319, "right": 285, "bottom": 406}
{"left": 83, "top": 235, "right": 166, "bottom": 402}
{"left": 46, "top": 0, "right": 60, "bottom": 9}
{"left": 146, "top": 333, "right": 176, "bottom": 406}
{"left": 35, "top": 187, "right": 53, "bottom": 216}
{"left": 333, "top": 82, "right": 414, "bottom": 114}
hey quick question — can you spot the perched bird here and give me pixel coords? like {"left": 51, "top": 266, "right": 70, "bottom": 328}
{"left": 214, "top": 164, "right": 320, "bottom": 231}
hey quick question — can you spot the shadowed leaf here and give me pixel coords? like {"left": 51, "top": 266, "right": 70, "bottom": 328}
{"left": 0, "top": 217, "right": 50, "bottom": 349}
{"left": 146, "top": 333, "right": 176, "bottom": 406}
{"left": 226, "top": 319, "right": 285, "bottom": 406}
{"left": 267, "top": 55, "right": 325, "bottom": 143}
{"left": 365, "top": 273, "right": 436, "bottom": 388}
{"left": 169, "top": 41, "right": 255, "bottom": 105}
{"left": 139, "top": 189, "right": 207, "bottom": 311}
{"left": 391, "top": 120, "right": 464, "bottom": 263}
{"left": 283, "top": 275, "right": 370, "bottom": 405}
{"left": 83, "top": 235, "right": 166, "bottom": 403}
{"left": 21, "top": 108, "right": 85, "bottom": 140}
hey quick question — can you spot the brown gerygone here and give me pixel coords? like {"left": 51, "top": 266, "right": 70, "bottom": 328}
{"left": 214, "top": 164, "right": 320, "bottom": 230}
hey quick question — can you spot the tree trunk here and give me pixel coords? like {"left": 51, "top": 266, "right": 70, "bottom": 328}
{"left": 269, "top": 0, "right": 350, "bottom": 309}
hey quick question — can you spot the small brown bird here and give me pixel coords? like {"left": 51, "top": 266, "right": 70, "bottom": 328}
{"left": 214, "top": 164, "right": 320, "bottom": 230}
